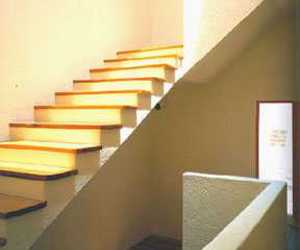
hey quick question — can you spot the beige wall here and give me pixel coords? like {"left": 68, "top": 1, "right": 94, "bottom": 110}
{"left": 183, "top": 173, "right": 287, "bottom": 250}
{"left": 236, "top": 185, "right": 287, "bottom": 250}
{"left": 0, "top": 0, "right": 151, "bottom": 141}
{"left": 148, "top": 13, "right": 296, "bottom": 238}
{"left": 150, "top": 0, "right": 183, "bottom": 46}
{"left": 183, "top": 173, "right": 286, "bottom": 250}
{"left": 183, "top": 173, "right": 267, "bottom": 250}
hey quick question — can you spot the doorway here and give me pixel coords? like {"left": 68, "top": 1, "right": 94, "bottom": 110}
{"left": 257, "top": 101, "right": 300, "bottom": 223}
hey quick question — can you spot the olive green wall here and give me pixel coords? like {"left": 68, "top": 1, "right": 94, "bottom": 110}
{"left": 149, "top": 13, "right": 297, "bottom": 238}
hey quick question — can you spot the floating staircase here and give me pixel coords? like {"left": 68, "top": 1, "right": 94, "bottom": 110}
{"left": 0, "top": 44, "right": 183, "bottom": 223}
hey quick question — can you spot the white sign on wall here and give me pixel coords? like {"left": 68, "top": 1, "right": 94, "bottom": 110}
{"left": 258, "top": 103, "right": 293, "bottom": 214}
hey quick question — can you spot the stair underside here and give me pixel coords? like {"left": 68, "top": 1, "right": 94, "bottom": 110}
{"left": 0, "top": 193, "right": 47, "bottom": 219}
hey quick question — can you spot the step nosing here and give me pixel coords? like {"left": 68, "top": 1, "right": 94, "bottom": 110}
{"left": 103, "top": 54, "right": 183, "bottom": 62}
{"left": 0, "top": 143, "right": 102, "bottom": 153}
{"left": 10, "top": 123, "right": 123, "bottom": 130}
{"left": 34, "top": 105, "right": 137, "bottom": 110}
{"left": 0, "top": 169, "right": 78, "bottom": 181}
{"left": 55, "top": 89, "right": 151, "bottom": 96}
{"left": 73, "top": 77, "right": 166, "bottom": 84}
{"left": 116, "top": 44, "right": 183, "bottom": 55}
{"left": 90, "top": 63, "right": 176, "bottom": 73}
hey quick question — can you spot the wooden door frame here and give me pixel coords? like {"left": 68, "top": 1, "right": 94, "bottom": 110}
{"left": 256, "top": 101, "right": 300, "bottom": 224}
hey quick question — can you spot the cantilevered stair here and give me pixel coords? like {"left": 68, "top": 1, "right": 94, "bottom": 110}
{"left": 0, "top": 44, "right": 183, "bottom": 218}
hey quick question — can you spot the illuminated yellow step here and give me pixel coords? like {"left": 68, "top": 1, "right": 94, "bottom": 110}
{"left": 73, "top": 77, "right": 165, "bottom": 95}
{"left": 34, "top": 105, "right": 137, "bottom": 125}
{"left": 10, "top": 122, "right": 122, "bottom": 145}
{"left": 116, "top": 44, "right": 183, "bottom": 59}
{"left": 90, "top": 64, "right": 175, "bottom": 83}
{"left": 0, "top": 141, "right": 101, "bottom": 171}
{"left": 0, "top": 161, "right": 76, "bottom": 181}
{"left": 103, "top": 54, "right": 182, "bottom": 68}
{"left": 55, "top": 90, "right": 151, "bottom": 109}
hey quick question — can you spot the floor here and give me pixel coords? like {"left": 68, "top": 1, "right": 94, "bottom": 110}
{"left": 132, "top": 226, "right": 300, "bottom": 250}
{"left": 130, "top": 235, "right": 181, "bottom": 250}
{"left": 288, "top": 225, "right": 300, "bottom": 250}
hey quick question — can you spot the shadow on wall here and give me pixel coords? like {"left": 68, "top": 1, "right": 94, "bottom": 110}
{"left": 148, "top": 12, "right": 296, "bottom": 239}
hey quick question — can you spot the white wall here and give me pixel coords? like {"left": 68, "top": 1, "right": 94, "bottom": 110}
{"left": 183, "top": 0, "right": 264, "bottom": 70}
{"left": 0, "top": 0, "right": 151, "bottom": 140}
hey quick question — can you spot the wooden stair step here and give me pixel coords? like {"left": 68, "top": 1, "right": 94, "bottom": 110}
{"left": 90, "top": 64, "right": 176, "bottom": 72}
{"left": 89, "top": 64, "right": 176, "bottom": 82}
{"left": 0, "top": 193, "right": 46, "bottom": 218}
{"left": 0, "top": 141, "right": 102, "bottom": 171}
{"left": 10, "top": 122, "right": 122, "bottom": 130}
{"left": 117, "top": 44, "right": 183, "bottom": 59}
{"left": 0, "top": 161, "right": 77, "bottom": 180}
{"left": 73, "top": 77, "right": 166, "bottom": 95}
{"left": 55, "top": 89, "right": 151, "bottom": 95}
{"left": 35, "top": 105, "right": 137, "bottom": 109}
{"left": 73, "top": 77, "right": 166, "bottom": 84}
{"left": 34, "top": 105, "right": 138, "bottom": 124}
{"left": 10, "top": 123, "right": 124, "bottom": 146}
{"left": 104, "top": 54, "right": 183, "bottom": 68}
{"left": 55, "top": 90, "right": 151, "bottom": 108}
{"left": 104, "top": 54, "right": 183, "bottom": 63}
{"left": 0, "top": 140, "right": 101, "bottom": 153}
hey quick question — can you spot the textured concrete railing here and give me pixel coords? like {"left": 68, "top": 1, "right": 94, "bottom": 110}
{"left": 183, "top": 172, "right": 287, "bottom": 250}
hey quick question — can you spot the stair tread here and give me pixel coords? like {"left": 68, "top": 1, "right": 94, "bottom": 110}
{"left": 73, "top": 77, "right": 165, "bottom": 84}
{"left": 0, "top": 193, "right": 47, "bottom": 219}
{"left": 55, "top": 89, "right": 151, "bottom": 96}
{"left": 117, "top": 44, "right": 183, "bottom": 55}
{"left": 10, "top": 122, "right": 122, "bottom": 130}
{"left": 0, "top": 161, "right": 75, "bottom": 176}
{"left": 0, "top": 140, "right": 102, "bottom": 153}
{"left": 90, "top": 63, "right": 176, "bottom": 73}
{"left": 104, "top": 54, "right": 183, "bottom": 63}
{"left": 34, "top": 105, "right": 137, "bottom": 110}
